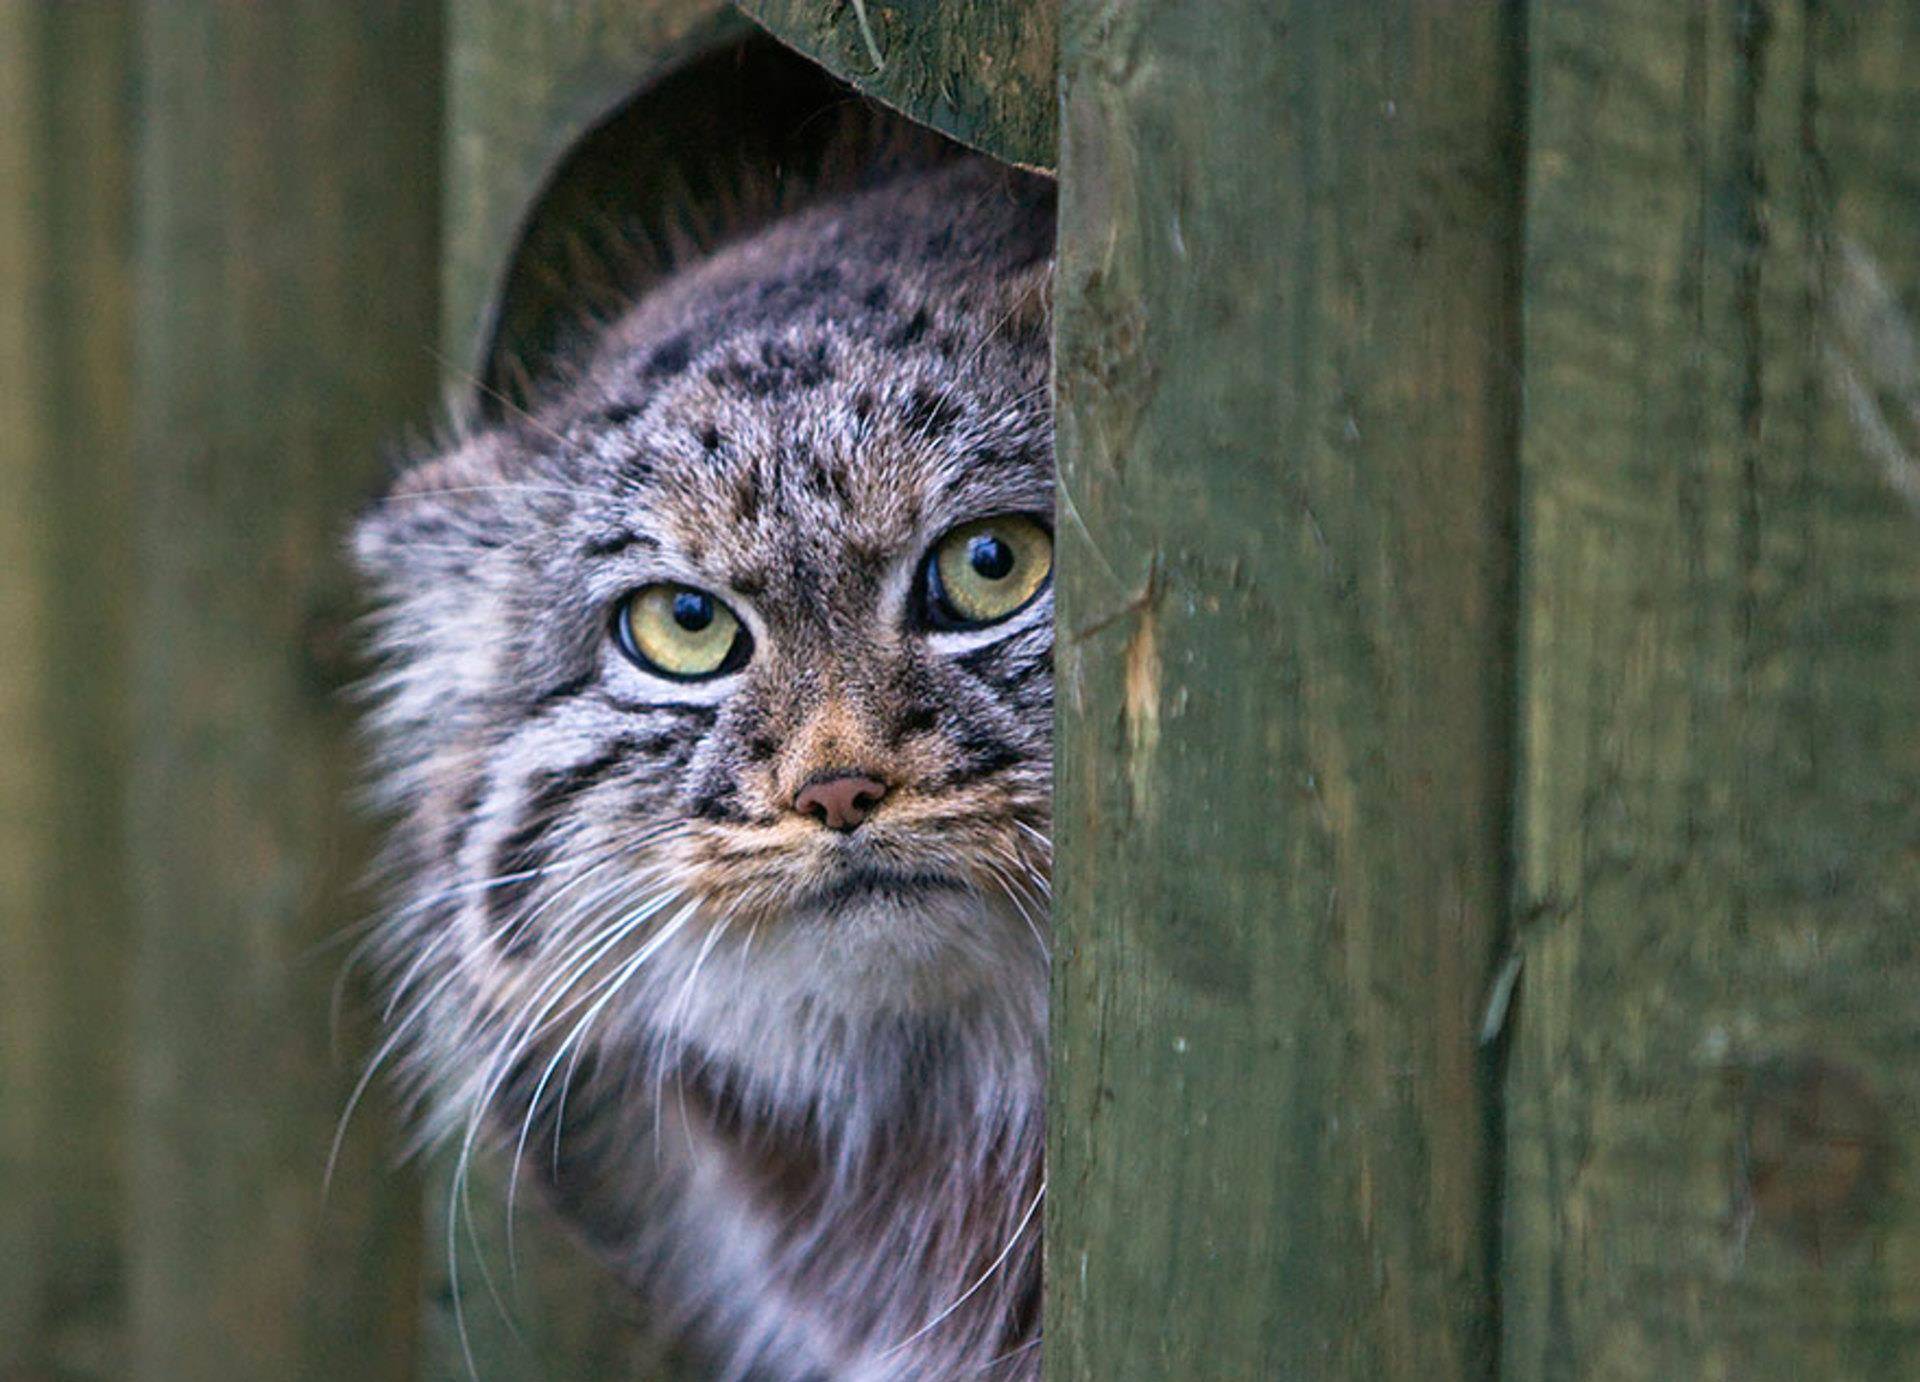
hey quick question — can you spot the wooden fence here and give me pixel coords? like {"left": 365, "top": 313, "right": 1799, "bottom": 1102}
{"left": 2, "top": 2, "right": 1916, "bottom": 1378}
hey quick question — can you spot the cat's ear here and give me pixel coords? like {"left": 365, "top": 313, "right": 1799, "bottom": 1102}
{"left": 352, "top": 431, "right": 514, "bottom": 586}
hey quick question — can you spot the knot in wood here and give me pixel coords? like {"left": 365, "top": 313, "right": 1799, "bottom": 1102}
{"left": 1741, "top": 1056, "right": 1889, "bottom": 1264}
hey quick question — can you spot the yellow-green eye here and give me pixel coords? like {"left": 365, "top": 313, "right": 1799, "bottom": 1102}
{"left": 924, "top": 515, "right": 1053, "bottom": 630}
{"left": 614, "top": 584, "right": 750, "bottom": 680}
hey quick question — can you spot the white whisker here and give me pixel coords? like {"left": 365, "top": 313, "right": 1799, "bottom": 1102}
{"left": 879, "top": 1180, "right": 1047, "bottom": 1362}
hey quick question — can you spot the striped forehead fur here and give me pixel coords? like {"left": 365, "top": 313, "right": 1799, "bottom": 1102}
{"left": 352, "top": 153, "right": 1055, "bottom": 1378}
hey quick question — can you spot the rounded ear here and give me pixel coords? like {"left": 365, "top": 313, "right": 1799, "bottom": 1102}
{"left": 352, "top": 432, "right": 514, "bottom": 586}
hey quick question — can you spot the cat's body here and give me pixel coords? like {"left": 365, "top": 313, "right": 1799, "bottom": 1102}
{"left": 355, "top": 154, "right": 1054, "bottom": 1378}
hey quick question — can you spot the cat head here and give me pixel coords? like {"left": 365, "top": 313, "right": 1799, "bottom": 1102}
{"left": 353, "top": 158, "right": 1054, "bottom": 1130}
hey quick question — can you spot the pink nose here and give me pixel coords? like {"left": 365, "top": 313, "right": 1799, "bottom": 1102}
{"left": 793, "top": 773, "right": 888, "bottom": 832}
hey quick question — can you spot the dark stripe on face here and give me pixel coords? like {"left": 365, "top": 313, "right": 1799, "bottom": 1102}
{"left": 642, "top": 332, "right": 693, "bottom": 380}
{"left": 687, "top": 776, "right": 749, "bottom": 823}
{"left": 486, "top": 741, "right": 638, "bottom": 954}
{"left": 590, "top": 693, "right": 719, "bottom": 727}
{"left": 1002, "top": 654, "right": 1055, "bottom": 713}
{"left": 445, "top": 778, "right": 486, "bottom": 861}
{"left": 580, "top": 527, "right": 654, "bottom": 558}
{"left": 956, "top": 643, "right": 1008, "bottom": 678}
{"left": 940, "top": 721, "right": 1024, "bottom": 787}
{"left": 887, "top": 702, "right": 940, "bottom": 746}
{"left": 486, "top": 815, "right": 558, "bottom": 957}
{"left": 902, "top": 386, "right": 964, "bottom": 439}
{"left": 527, "top": 670, "right": 595, "bottom": 713}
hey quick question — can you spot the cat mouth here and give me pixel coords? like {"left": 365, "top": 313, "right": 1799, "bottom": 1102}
{"left": 803, "top": 861, "right": 969, "bottom": 907}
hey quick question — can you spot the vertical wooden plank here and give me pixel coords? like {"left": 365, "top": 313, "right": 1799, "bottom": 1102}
{"left": 126, "top": 5, "right": 441, "bottom": 1378}
{"left": 0, "top": 5, "right": 136, "bottom": 1378}
{"left": 1505, "top": 2, "right": 1920, "bottom": 1376}
{"left": 737, "top": 0, "right": 1057, "bottom": 168}
{"left": 1049, "top": 2, "right": 1521, "bottom": 1378}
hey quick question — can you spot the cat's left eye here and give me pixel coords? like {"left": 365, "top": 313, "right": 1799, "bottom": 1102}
{"left": 613, "top": 584, "right": 751, "bottom": 680}
{"left": 919, "top": 515, "right": 1053, "bottom": 631}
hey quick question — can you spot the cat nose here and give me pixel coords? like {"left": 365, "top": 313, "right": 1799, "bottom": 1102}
{"left": 793, "top": 773, "right": 889, "bottom": 832}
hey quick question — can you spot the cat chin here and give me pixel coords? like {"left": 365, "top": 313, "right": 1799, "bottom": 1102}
{"left": 754, "top": 876, "right": 1039, "bottom": 1008}
{"left": 626, "top": 879, "right": 1047, "bottom": 1102}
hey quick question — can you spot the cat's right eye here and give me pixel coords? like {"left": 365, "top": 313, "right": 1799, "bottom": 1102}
{"left": 613, "top": 583, "right": 751, "bottom": 680}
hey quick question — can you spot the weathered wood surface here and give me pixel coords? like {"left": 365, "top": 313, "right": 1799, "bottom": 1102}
{"left": 738, "top": 0, "right": 1058, "bottom": 169}
{"left": 1504, "top": 2, "right": 1920, "bottom": 1376}
{"left": 1048, "top": 1, "right": 1521, "bottom": 1377}
{"left": 0, "top": 4, "right": 136, "bottom": 1378}
{"left": 124, "top": 4, "right": 442, "bottom": 1377}
{"left": 9, "top": 3, "right": 1919, "bottom": 1378}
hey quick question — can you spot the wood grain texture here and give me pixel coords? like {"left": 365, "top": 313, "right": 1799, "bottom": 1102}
{"left": 1504, "top": 1, "right": 1920, "bottom": 1376}
{"left": 1047, "top": 1, "right": 1522, "bottom": 1376}
{"left": 737, "top": 0, "right": 1057, "bottom": 168}
{"left": 0, "top": 5, "right": 136, "bottom": 1378}
{"left": 124, "top": 5, "right": 442, "bottom": 1377}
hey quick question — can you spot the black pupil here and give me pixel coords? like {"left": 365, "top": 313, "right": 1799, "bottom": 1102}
{"left": 671, "top": 590, "right": 714, "bottom": 632}
{"left": 968, "top": 534, "right": 1015, "bottom": 581}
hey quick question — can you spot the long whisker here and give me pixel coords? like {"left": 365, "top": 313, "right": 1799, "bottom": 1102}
{"left": 422, "top": 344, "right": 594, "bottom": 465}
{"left": 326, "top": 848, "right": 617, "bottom": 1194}
{"left": 332, "top": 851, "right": 608, "bottom": 1041}
{"left": 500, "top": 892, "right": 696, "bottom": 1248}
{"left": 878, "top": 1179, "right": 1047, "bottom": 1362}
{"left": 541, "top": 893, "right": 711, "bottom": 1187}
{"left": 495, "top": 889, "right": 700, "bottom": 1271}
{"left": 665, "top": 911, "right": 734, "bottom": 1160}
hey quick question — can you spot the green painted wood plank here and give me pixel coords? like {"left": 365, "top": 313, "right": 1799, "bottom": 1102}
{"left": 1504, "top": 2, "right": 1920, "bottom": 1376}
{"left": 124, "top": 5, "right": 443, "bottom": 1377}
{"left": 737, "top": 0, "right": 1057, "bottom": 169}
{"left": 0, "top": 5, "right": 136, "bottom": 1378}
{"left": 1048, "top": 2, "right": 1522, "bottom": 1376}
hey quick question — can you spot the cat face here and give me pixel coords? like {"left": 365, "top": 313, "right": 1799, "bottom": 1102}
{"left": 354, "top": 160, "right": 1054, "bottom": 1130}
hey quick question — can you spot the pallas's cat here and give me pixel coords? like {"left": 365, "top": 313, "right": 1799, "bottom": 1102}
{"left": 353, "top": 149, "right": 1054, "bottom": 1378}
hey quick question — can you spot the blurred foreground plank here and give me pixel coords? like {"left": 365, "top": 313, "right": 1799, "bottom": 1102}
{"left": 125, "top": 5, "right": 442, "bottom": 1377}
{"left": 0, "top": 4, "right": 136, "bottom": 1377}
{"left": 1504, "top": 1, "right": 1920, "bottom": 1375}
